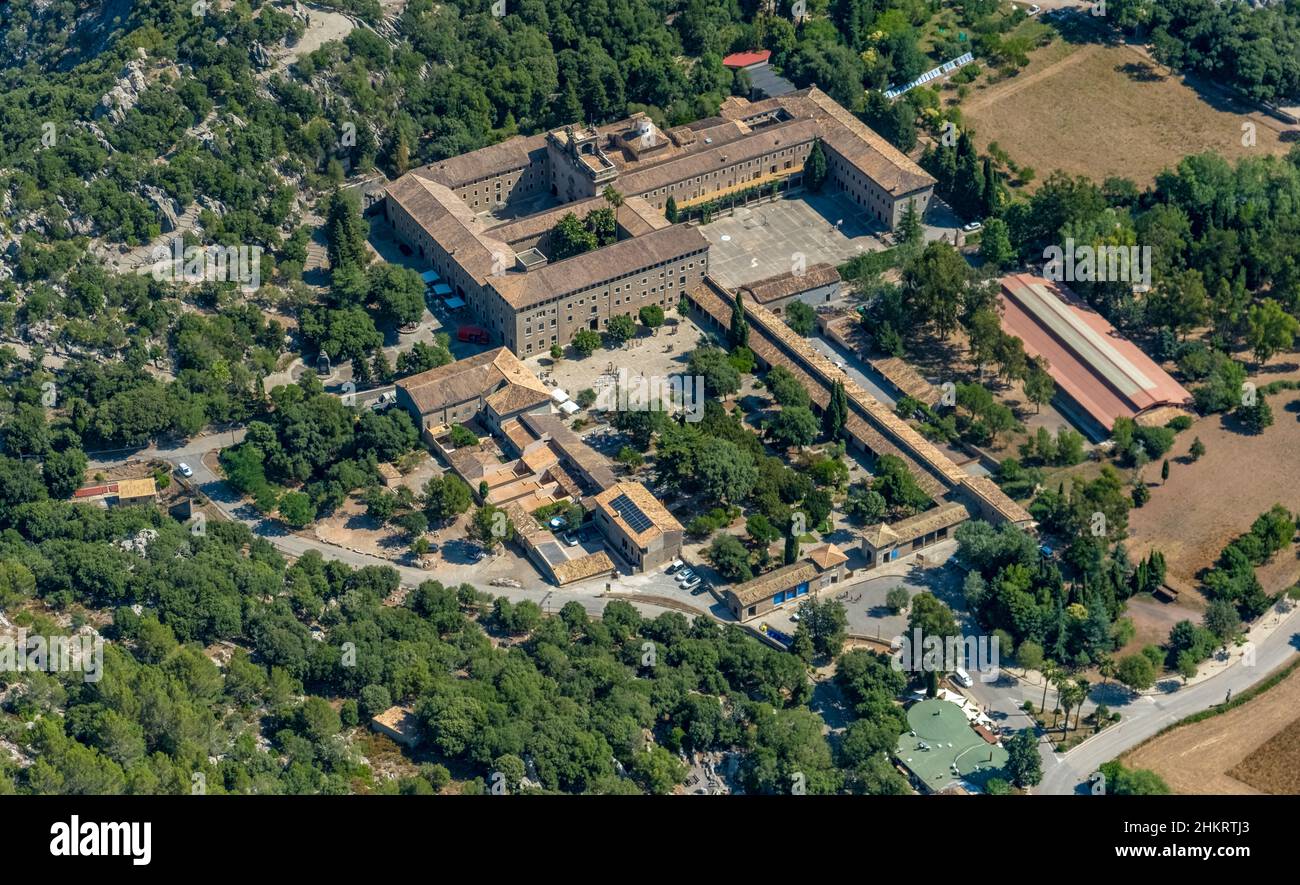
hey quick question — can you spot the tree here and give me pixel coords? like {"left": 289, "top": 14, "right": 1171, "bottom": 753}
{"left": 370, "top": 264, "right": 426, "bottom": 327}
{"left": 1005, "top": 728, "right": 1042, "bottom": 787}
{"left": 550, "top": 212, "right": 599, "bottom": 261}
{"left": 885, "top": 586, "right": 910, "bottom": 614}
{"left": 708, "top": 534, "right": 752, "bottom": 582}
{"left": 572, "top": 328, "right": 601, "bottom": 357}
{"left": 765, "top": 366, "right": 810, "bottom": 409}
{"left": 470, "top": 504, "right": 513, "bottom": 551}
{"left": 783, "top": 529, "right": 800, "bottom": 565}
{"left": 1246, "top": 299, "right": 1299, "bottom": 367}
{"left": 1176, "top": 649, "right": 1199, "bottom": 682}
{"left": 278, "top": 491, "right": 316, "bottom": 527}
{"left": 638, "top": 305, "right": 665, "bottom": 330}
{"left": 729, "top": 291, "right": 749, "bottom": 348}
{"left": 423, "top": 475, "right": 471, "bottom": 523}
{"left": 746, "top": 514, "right": 781, "bottom": 548}
{"left": 1023, "top": 357, "right": 1055, "bottom": 414}
{"left": 1236, "top": 397, "right": 1274, "bottom": 434}
{"left": 977, "top": 217, "right": 1013, "bottom": 268}
{"left": 897, "top": 200, "right": 922, "bottom": 247}
{"left": 325, "top": 189, "right": 369, "bottom": 271}
{"left": 688, "top": 347, "right": 741, "bottom": 398}
{"left": 785, "top": 300, "right": 816, "bottom": 336}
{"left": 1016, "top": 640, "right": 1044, "bottom": 678}
{"left": 1203, "top": 598, "right": 1241, "bottom": 647}
{"left": 1116, "top": 654, "right": 1156, "bottom": 693}
{"left": 1189, "top": 436, "right": 1206, "bottom": 461}
{"left": 902, "top": 242, "right": 968, "bottom": 338}
{"left": 804, "top": 137, "right": 828, "bottom": 192}
{"left": 665, "top": 196, "right": 679, "bottom": 223}
{"left": 768, "top": 405, "right": 819, "bottom": 448}
{"left": 823, "top": 380, "right": 848, "bottom": 439}
{"left": 606, "top": 313, "right": 637, "bottom": 345}
{"left": 41, "top": 448, "right": 88, "bottom": 499}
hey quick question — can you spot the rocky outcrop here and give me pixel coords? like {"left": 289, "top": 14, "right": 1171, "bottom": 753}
{"left": 142, "top": 185, "right": 182, "bottom": 233}
{"left": 94, "top": 60, "right": 149, "bottom": 125}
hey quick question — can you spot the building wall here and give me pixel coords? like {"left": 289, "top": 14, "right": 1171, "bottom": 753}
{"left": 823, "top": 146, "right": 933, "bottom": 231}
{"left": 632, "top": 142, "right": 812, "bottom": 211}
{"left": 861, "top": 524, "right": 957, "bottom": 570}
{"left": 394, "top": 385, "right": 482, "bottom": 431}
{"left": 504, "top": 247, "right": 710, "bottom": 357}
{"left": 594, "top": 511, "right": 683, "bottom": 574}
{"left": 763, "top": 280, "right": 841, "bottom": 314}
{"left": 727, "top": 564, "right": 844, "bottom": 622}
{"left": 452, "top": 153, "right": 550, "bottom": 211}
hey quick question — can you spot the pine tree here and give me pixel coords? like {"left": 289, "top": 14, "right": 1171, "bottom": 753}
{"left": 665, "top": 195, "right": 678, "bottom": 223}
{"left": 325, "top": 189, "right": 369, "bottom": 271}
{"left": 897, "top": 200, "right": 922, "bottom": 245}
{"left": 981, "top": 155, "right": 999, "bottom": 218}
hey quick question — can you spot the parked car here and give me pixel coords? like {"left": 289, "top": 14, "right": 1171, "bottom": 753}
{"left": 952, "top": 667, "right": 974, "bottom": 688}
{"left": 1027, "top": 4, "right": 1042, "bottom": 15}
{"left": 961, "top": 220, "right": 983, "bottom": 233}
{"left": 457, "top": 325, "right": 490, "bottom": 344}
{"left": 675, "top": 568, "right": 696, "bottom": 584}
{"left": 681, "top": 577, "right": 702, "bottom": 592}
{"left": 561, "top": 532, "right": 580, "bottom": 547}
{"left": 177, "top": 463, "right": 193, "bottom": 478}
{"left": 666, "top": 559, "right": 685, "bottom": 575}
{"left": 690, "top": 582, "right": 709, "bottom": 596}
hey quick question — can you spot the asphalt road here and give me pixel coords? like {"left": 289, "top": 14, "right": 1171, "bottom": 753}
{"left": 1036, "top": 604, "right": 1300, "bottom": 794}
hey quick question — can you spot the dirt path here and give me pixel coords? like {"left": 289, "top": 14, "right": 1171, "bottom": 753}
{"left": 961, "top": 42, "right": 1100, "bottom": 114}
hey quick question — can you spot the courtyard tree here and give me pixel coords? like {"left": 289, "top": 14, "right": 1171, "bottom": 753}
{"left": 572, "top": 328, "right": 602, "bottom": 357}
{"left": 606, "top": 313, "right": 637, "bottom": 345}
{"left": 730, "top": 291, "right": 750, "bottom": 348}
{"left": 1005, "top": 728, "right": 1042, "bottom": 787}
{"left": 804, "top": 137, "right": 828, "bottom": 192}
{"left": 638, "top": 304, "right": 665, "bottom": 330}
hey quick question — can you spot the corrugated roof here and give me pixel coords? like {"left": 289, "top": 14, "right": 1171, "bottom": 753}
{"left": 722, "top": 49, "right": 772, "bottom": 68}
{"left": 998, "top": 273, "right": 1193, "bottom": 432}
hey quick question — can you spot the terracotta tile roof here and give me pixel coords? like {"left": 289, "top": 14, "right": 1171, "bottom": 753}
{"left": 806, "top": 543, "right": 849, "bottom": 570}
{"left": 519, "top": 413, "right": 618, "bottom": 491}
{"left": 397, "top": 347, "right": 546, "bottom": 417}
{"left": 488, "top": 224, "right": 709, "bottom": 310}
{"left": 862, "top": 501, "right": 971, "bottom": 549}
{"left": 593, "top": 481, "right": 683, "bottom": 545}
{"left": 386, "top": 174, "right": 513, "bottom": 283}
{"left": 738, "top": 263, "right": 841, "bottom": 304}
{"left": 728, "top": 560, "right": 820, "bottom": 607}
{"left": 551, "top": 550, "right": 617, "bottom": 585}
{"left": 413, "top": 133, "right": 550, "bottom": 189}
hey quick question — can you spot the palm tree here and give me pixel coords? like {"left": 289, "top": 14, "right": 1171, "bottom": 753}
{"left": 1040, "top": 660, "right": 1058, "bottom": 712}
{"left": 1073, "top": 678, "right": 1090, "bottom": 731}
{"left": 1058, "top": 679, "right": 1085, "bottom": 734}
{"left": 1099, "top": 655, "right": 1116, "bottom": 689}
{"left": 602, "top": 185, "right": 624, "bottom": 209}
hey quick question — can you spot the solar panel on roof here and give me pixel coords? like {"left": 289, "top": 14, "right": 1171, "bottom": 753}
{"left": 611, "top": 493, "right": 653, "bottom": 533}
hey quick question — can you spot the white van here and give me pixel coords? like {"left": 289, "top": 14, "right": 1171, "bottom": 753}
{"left": 953, "top": 668, "right": 974, "bottom": 688}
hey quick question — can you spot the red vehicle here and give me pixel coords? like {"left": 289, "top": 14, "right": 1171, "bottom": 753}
{"left": 457, "top": 325, "right": 490, "bottom": 344}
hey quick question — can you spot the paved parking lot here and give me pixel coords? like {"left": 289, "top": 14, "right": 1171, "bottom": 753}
{"left": 698, "top": 193, "right": 887, "bottom": 288}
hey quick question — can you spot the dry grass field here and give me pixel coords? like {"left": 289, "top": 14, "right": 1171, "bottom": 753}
{"left": 962, "top": 41, "right": 1295, "bottom": 187}
{"left": 1126, "top": 386, "right": 1300, "bottom": 602}
{"left": 1124, "top": 663, "right": 1300, "bottom": 794}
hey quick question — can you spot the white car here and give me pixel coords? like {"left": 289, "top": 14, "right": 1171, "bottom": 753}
{"left": 680, "top": 577, "right": 702, "bottom": 592}
{"left": 1027, "top": 4, "right": 1042, "bottom": 15}
{"left": 961, "top": 221, "right": 983, "bottom": 233}
{"left": 666, "top": 559, "right": 685, "bottom": 575}
{"left": 675, "top": 568, "right": 696, "bottom": 584}
{"left": 177, "top": 463, "right": 193, "bottom": 478}
{"left": 953, "top": 668, "right": 974, "bottom": 688}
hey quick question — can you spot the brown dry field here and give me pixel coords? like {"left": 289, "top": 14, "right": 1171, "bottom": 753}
{"left": 1124, "top": 663, "right": 1300, "bottom": 794}
{"left": 963, "top": 42, "right": 1295, "bottom": 187}
{"left": 1126, "top": 386, "right": 1300, "bottom": 603}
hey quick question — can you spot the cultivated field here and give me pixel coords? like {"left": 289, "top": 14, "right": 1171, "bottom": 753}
{"left": 1123, "top": 663, "right": 1300, "bottom": 794}
{"left": 962, "top": 41, "right": 1296, "bottom": 187}
{"left": 1126, "top": 386, "right": 1300, "bottom": 603}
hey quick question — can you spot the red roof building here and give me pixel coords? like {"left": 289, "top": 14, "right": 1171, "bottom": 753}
{"left": 998, "top": 273, "right": 1193, "bottom": 438}
{"left": 721, "top": 49, "right": 772, "bottom": 69}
